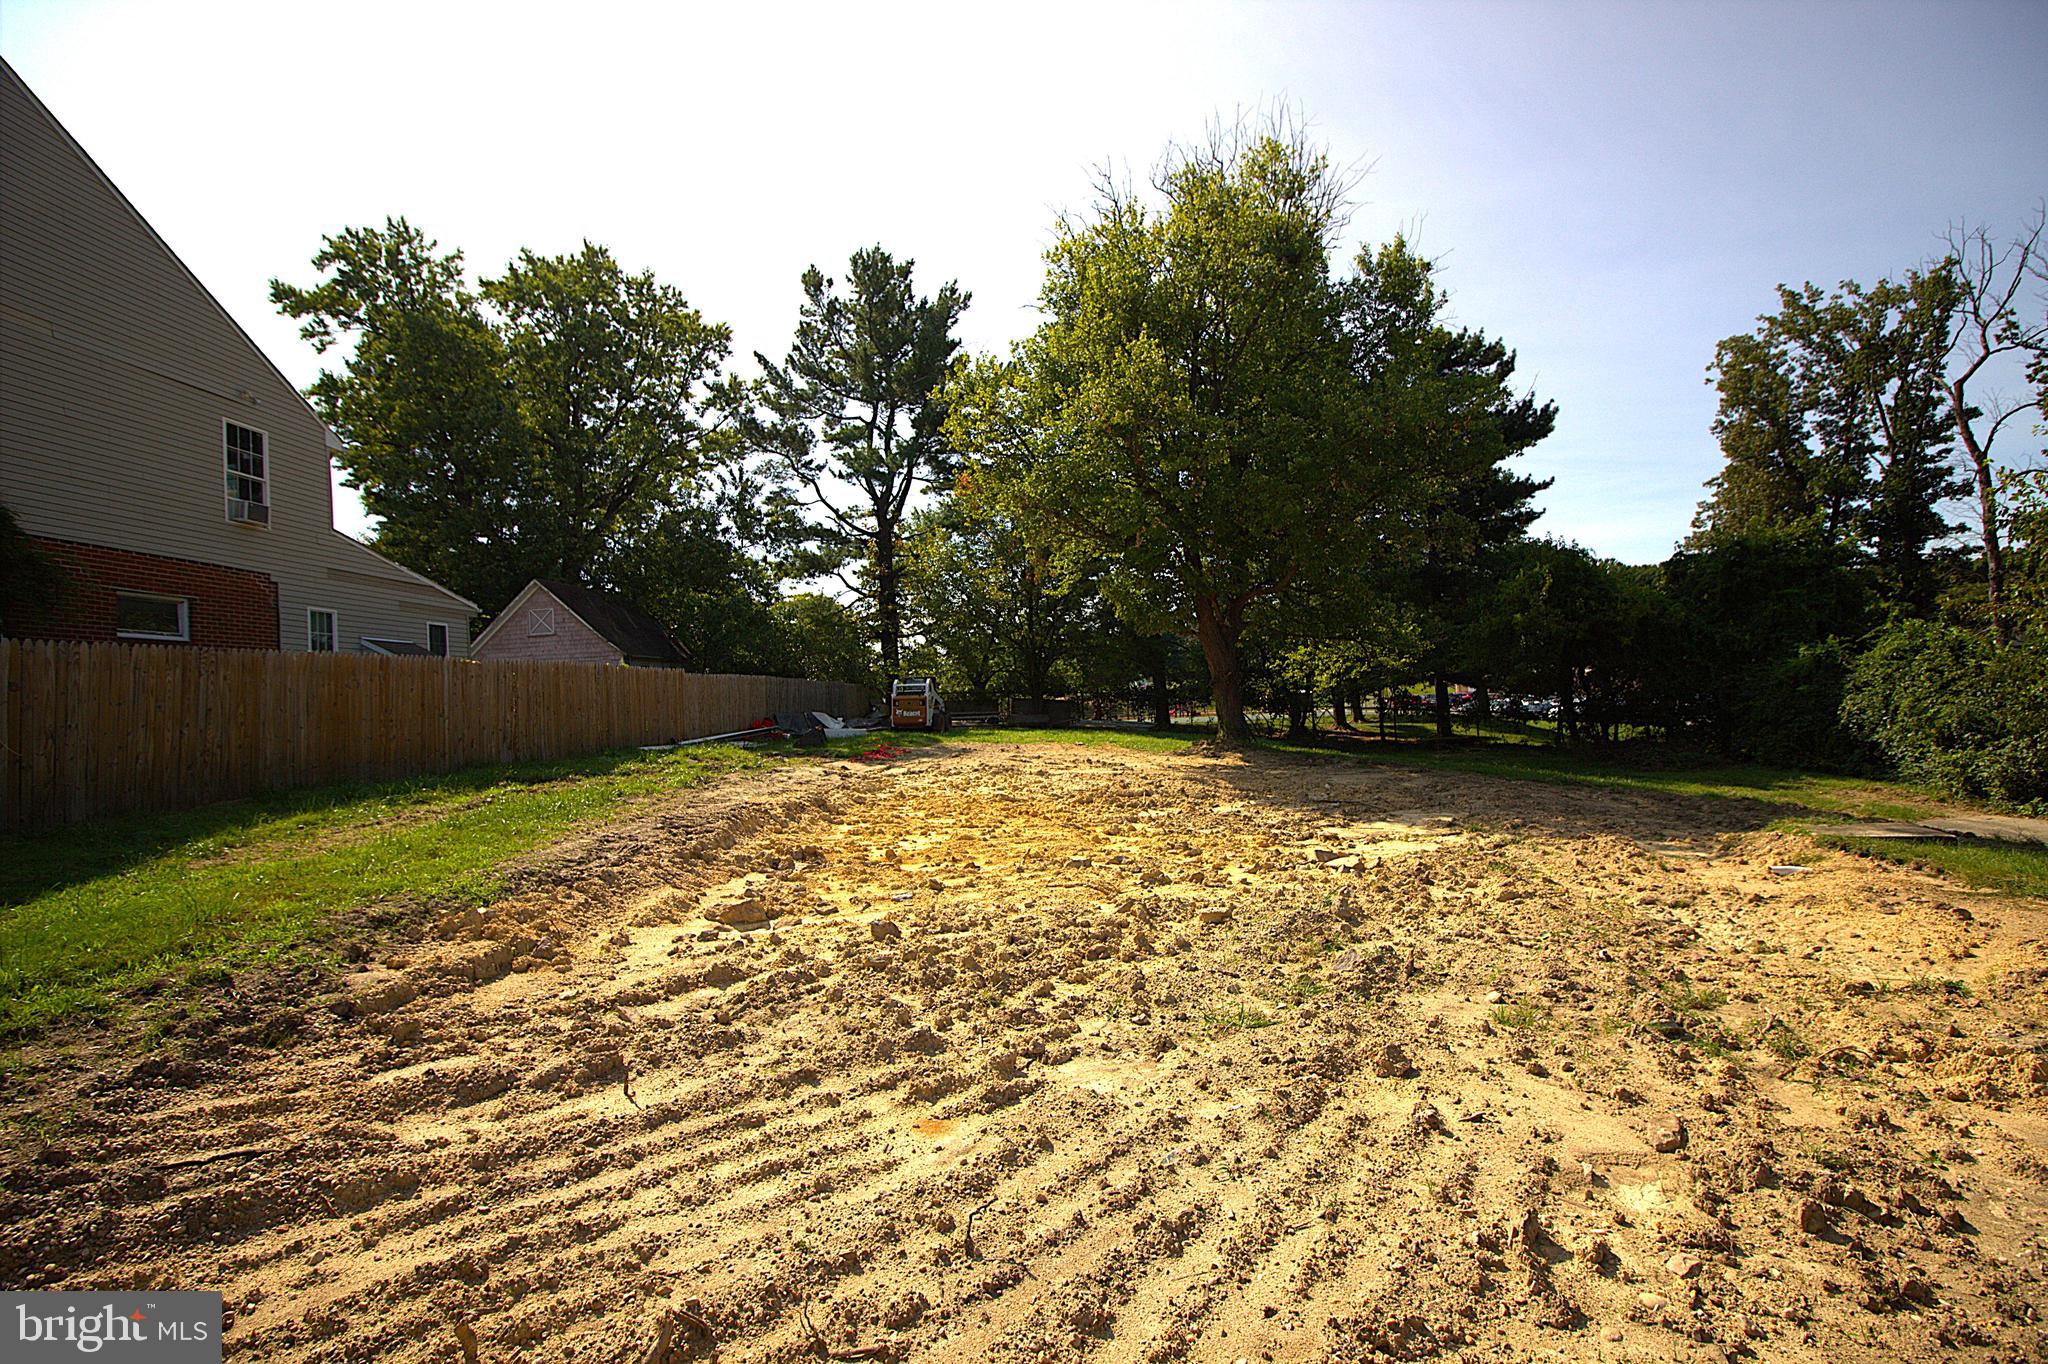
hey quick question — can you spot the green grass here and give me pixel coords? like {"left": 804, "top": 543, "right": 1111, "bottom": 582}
{"left": 1816, "top": 835, "right": 2048, "bottom": 899}
{"left": 1664, "top": 983, "right": 1729, "bottom": 1016}
{"left": 1489, "top": 1001, "right": 1549, "bottom": 1031}
{"left": 946, "top": 724, "right": 1197, "bottom": 754}
{"left": 0, "top": 744, "right": 767, "bottom": 1040}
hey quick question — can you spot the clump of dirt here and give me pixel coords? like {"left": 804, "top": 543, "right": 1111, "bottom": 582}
{"left": 2, "top": 742, "right": 2044, "bottom": 1362}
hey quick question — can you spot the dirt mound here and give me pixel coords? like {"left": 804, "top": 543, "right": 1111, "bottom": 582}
{"left": 2, "top": 743, "right": 2043, "bottom": 1361}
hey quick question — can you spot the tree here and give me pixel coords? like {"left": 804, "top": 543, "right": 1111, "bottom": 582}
{"left": 484, "top": 244, "right": 739, "bottom": 584}
{"left": 1347, "top": 239, "right": 1556, "bottom": 735}
{"left": 770, "top": 593, "right": 877, "bottom": 688}
{"left": 946, "top": 126, "right": 1399, "bottom": 741}
{"left": 271, "top": 220, "right": 737, "bottom": 615}
{"left": 750, "top": 247, "right": 969, "bottom": 678}
{"left": 902, "top": 496, "right": 1096, "bottom": 703}
{"left": 1695, "top": 272, "right": 1965, "bottom": 612}
{"left": 1481, "top": 540, "right": 1634, "bottom": 742}
{"left": 1659, "top": 531, "right": 1874, "bottom": 762}
{"left": 1936, "top": 212, "right": 2048, "bottom": 641}
{"left": 2000, "top": 467, "right": 2048, "bottom": 640}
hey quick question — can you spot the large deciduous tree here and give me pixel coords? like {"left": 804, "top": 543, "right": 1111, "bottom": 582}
{"left": 750, "top": 247, "right": 968, "bottom": 678}
{"left": 271, "top": 219, "right": 737, "bottom": 616}
{"left": 945, "top": 128, "right": 1399, "bottom": 741}
{"left": 901, "top": 495, "right": 1096, "bottom": 704}
{"left": 1694, "top": 272, "right": 1966, "bottom": 612}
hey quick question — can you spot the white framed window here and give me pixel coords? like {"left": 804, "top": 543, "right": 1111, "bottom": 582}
{"left": 527, "top": 606, "right": 556, "bottom": 636}
{"left": 308, "top": 607, "right": 337, "bottom": 652}
{"left": 224, "top": 420, "right": 269, "bottom": 525}
{"left": 428, "top": 622, "right": 450, "bottom": 657}
{"left": 115, "top": 592, "right": 190, "bottom": 641}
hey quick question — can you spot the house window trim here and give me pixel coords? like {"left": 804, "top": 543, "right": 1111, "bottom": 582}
{"left": 115, "top": 591, "right": 191, "bottom": 642}
{"left": 427, "top": 622, "right": 451, "bottom": 657}
{"left": 223, "top": 418, "right": 270, "bottom": 527}
{"left": 308, "top": 606, "right": 338, "bottom": 653}
{"left": 528, "top": 605, "right": 557, "bottom": 636}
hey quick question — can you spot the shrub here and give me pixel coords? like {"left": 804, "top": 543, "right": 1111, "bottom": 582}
{"left": 1841, "top": 620, "right": 2048, "bottom": 808}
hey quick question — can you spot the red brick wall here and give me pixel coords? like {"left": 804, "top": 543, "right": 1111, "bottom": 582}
{"left": 4, "top": 537, "right": 280, "bottom": 649}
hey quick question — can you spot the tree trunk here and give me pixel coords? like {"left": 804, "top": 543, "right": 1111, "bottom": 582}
{"left": 1151, "top": 663, "right": 1173, "bottom": 730}
{"left": 1949, "top": 384, "right": 2009, "bottom": 643}
{"left": 1473, "top": 677, "right": 1491, "bottom": 739}
{"left": 1286, "top": 690, "right": 1310, "bottom": 740}
{"left": 874, "top": 517, "right": 902, "bottom": 677}
{"left": 1558, "top": 665, "right": 1577, "bottom": 741}
{"left": 1433, "top": 674, "right": 1452, "bottom": 739}
{"left": 1194, "top": 597, "right": 1249, "bottom": 742}
{"left": 1331, "top": 685, "right": 1354, "bottom": 730}
{"left": 1377, "top": 689, "right": 1388, "bottom": 742}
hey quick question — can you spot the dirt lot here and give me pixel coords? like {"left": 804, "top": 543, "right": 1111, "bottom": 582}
{"left": 4, "top": 741, "right": 2045, "bottom": 1362}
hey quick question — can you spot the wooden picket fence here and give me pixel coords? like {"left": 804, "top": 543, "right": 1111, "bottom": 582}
{"left": 0, "top": 639, "right": 872, "bottom": 831}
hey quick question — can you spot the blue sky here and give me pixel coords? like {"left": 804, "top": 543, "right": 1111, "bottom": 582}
{"left": 5, "top": 0, "right": 2043, "bottom": 563}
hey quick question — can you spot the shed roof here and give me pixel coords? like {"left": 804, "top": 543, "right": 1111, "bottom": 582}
{"left": 533, "top": 579, "right": 690, "bottom": 666}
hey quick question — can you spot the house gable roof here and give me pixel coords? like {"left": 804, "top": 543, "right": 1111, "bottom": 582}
{"left": 2, "top": 59, "right": 478, "bottom": 617}
{"left": 536, "top": 579, "right": 690, "bottom": 666}
{"left": 472, "top": 579, "right": 690, "bottom": 666}
{"left": 3, "top": 60, "right": 327, "bottom": 459}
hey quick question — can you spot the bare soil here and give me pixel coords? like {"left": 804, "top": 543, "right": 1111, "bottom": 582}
{"left": 4, "top": 741, "right": 2045, "bottom": 1362}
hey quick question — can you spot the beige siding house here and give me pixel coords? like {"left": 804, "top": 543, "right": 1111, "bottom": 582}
{"left": 0, "top": 60, "right": 475, "bottom": 655}
{"left": 472, "top": 580, "right": 690, "bottom": 668}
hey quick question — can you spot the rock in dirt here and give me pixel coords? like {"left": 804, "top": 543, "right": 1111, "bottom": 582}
{"left": 869, "top": 919, "right": 903, "bottom": 942}
{"left": 1410, "top": 1101, "right": 1445, "bottom": 1135}
{"left": 1373, "top": 1043, "right": 1416, "bottom": 1079}
{"left": 1798, "top": 1199, "right": 1829, "bottom": 1235}
{"left": 1651, "top": 1115, "right": 1687, "bottom": 1153}
{"left": 338, "top": 969, "right": 415, "bottom": 1017}
{"left": 703, "top": 888, "right": 769, "bottom": 926}
{"left": 1196, "top": 907, "right": 1232, "bottom": 925}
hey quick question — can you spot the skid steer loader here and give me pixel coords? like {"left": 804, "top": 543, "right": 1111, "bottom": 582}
{"left": 889, "top": 677, "right": 951, "bottom": 731}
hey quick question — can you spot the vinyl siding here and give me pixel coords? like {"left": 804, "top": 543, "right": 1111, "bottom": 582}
{"left": 0, "top": 62, "right": 473, "bottom": 656}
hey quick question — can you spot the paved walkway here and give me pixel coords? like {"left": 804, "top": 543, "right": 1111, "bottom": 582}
{"left": 1809, "top": 814, "right": 2048, "bottom": 846}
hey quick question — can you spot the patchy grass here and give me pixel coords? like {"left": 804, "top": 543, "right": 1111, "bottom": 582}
{"left": 1267, "top": 735, "right": 1939, "bottom": 819}
{"left": 947, "top": 725, "right": 1196, "bottom": 754}
{"left": 941, "top": 722, "right": 1931, "bottom": 818}
{"left": 1665, "top": 983, "right": 1730, "bottom": 1017}
{"left": 0, "top": 744, "right": 766, "bottom": 1040}
{"left": 935, "top": 724, "right": 2045, "bottom": 900}
{"left": 1489, "top": 1001, "right": 1549, "bottom": 1032}
{"left": 1758, "top": 1021, "right": 1810, "bottom": 1063}
{"left": 1817, "top": 835, "right": 2048, "bottom": 900}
